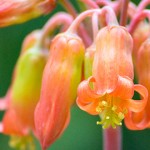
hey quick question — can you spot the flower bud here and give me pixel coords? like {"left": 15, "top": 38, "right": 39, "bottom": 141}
{"left": 0, "top": 0, "right": 56, "bottom": 27}
{"left": 34, "top": 32, "right": 84, "bottom": 149}
{"left": 11, "top": 46, "right": 47, "bottom": 129}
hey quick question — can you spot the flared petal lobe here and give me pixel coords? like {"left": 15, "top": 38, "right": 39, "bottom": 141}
{"left": 2, "top": 109, "right": 29, "bottom": 136}
{"left": 34, "top": 32, "right": 84, "bottom": 149}
{"left": 124, "top": 84, "right": 148, "bottom": 130}
{"left": 93, "top": 26, "right": 133, "bottom": 94}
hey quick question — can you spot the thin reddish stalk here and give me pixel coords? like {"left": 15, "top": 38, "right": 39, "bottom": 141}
{"left": 67, "top": 9, "right": 101, "bottom": 33}
{"left": 59, "top": 0, "right": 92, "bottom": 46}
{"left": 137, "top": 0, "right": 150, "bottom": 12}
{"left": 128, "top": 10, "right": 150, "bottom": 34}
{"left": 96, "top": 0, "right": 120, "bottom": 14}
{"left": 80, "top": 0, "right": 99, "bottom": 8}
{"left": 59, "top": 0, "right": 77, "bottom": 18}
{"left": 41, "top": 12, "right": 73, "bottom": 46}
{"left": 92, "top": 13, "right": 99, "bottom": 40}
{"left": 120, "top": 0, "right": 129, "bottom": 26}
{"left": 103, "top": 127, "right": 122, "bottom": 150}
{"left": 67, "top": 7, "right": 118, "bottom": 33}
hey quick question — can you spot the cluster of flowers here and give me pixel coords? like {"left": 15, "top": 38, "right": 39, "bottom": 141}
{"left": 0, "top": 0, "right": 150, "bottom": 150}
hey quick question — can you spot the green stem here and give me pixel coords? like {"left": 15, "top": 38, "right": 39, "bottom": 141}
{"left": 103, "top": 126, "right": 122, "bottom": 150}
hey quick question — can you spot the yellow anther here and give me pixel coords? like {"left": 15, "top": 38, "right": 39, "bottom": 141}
{"left": 118, "top": 112, "right": 125, "bottom": 120}
{"left": 119, "top": 122, "right": 122, "bottom": 126}
{"left": 101, "top": 100, "right": 108, "bottom": 107}
{"left": 112, "top": 105, "right": 117, "bottom": 111}
{"left": 96, "top": 107, "right": 102, "bottom": 113}
{"left": 106, "top": 116, "right": 110, "bottom": 120}
{"left": 123, "top": 108, "right": 128, "bottom": 114}
{"left": 96, "top": 121, "right": 101, "bottom": 125}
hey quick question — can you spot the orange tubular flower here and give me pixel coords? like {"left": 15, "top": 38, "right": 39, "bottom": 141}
{"left": 34, "top": 32, "right": 84, "bottom": 150}
{"left": 0, "top": 0, "right": 56, "bottom": 27}
{"left": 135, "top": 39, "right": 150, "bottom": 128}
{"left": 77, "top": 25, "right": 148, "bottom": 129}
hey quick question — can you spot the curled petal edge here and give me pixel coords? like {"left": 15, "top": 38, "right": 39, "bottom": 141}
{"left": 124, "top": 84, "right": 148, "bottom": 130}
{"left": 77, "top": 76, "right": 102, "bottom": 103}
{"left": 127, "top": 84, "right": 148, "bottom": 113}
{"left": 77, "top": 76, "right": 103, "bottom": 115}
{"left": 124, "top": 111, "right": 148, "bottom": 130}
{"left": 111, "top": 76, "right": 134, "bottom": 99}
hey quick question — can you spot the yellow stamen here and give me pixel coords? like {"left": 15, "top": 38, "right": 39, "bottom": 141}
{"left": 118, "top": 112, "right": 125, "bottom": 120}
{"left": 96, "top": 97, "right": 126, "bottom": 129}
{"left": 101, "top": 100, "right": 108, "bottom": 107}
{"left": 96, "top": 107, "right": 102, "bottom": 113}
{"left": 9, "top": 134, "right": 35, "bottom": 150}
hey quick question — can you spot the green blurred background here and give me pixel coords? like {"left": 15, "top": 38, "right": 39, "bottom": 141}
{"left": 1, "top": 0, "right": 150, "bottom": 150}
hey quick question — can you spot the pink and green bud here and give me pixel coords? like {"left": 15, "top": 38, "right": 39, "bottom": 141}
{"left": 11, "top": 40, "right": 47, "bottom": 129}
{"left": 34, "top": 32, "right": 85, "bottom": 150}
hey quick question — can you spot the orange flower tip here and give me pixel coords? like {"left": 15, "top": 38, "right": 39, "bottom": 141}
{"left": 96, "top": 101, "right": 127, "bottom": 129}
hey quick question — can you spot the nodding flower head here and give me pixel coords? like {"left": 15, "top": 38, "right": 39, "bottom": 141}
{"left": 0, "top": 0, "right": 56, "bottom": 27}
{"left": 77, "top": 26, "right": 148, "bottom": 129}
{"left": 34, "top": 32, "right": 85, "bottom": 150}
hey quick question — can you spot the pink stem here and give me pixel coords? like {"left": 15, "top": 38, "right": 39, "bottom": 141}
{"left": 120, "top": 0, "right": 129, "bottom": 26}
{"left": 0, "top": 123, "right": 3, "bottom": 133}
{"left": 96, "top": 0, "right": 120, "bottom": 14}
{"left": 102, "top": 6, "right": 118, "bottom": 25}
{"left": 92, "top": 13, "right": 99, "bottom": 40}
{"left": 60, "top": 0, "right": 92, "bottom": 46}
{"left": 103, "top": 126, "right": 122, "bottom": 150}
{"left": 128, "top": 10, "right": 150, "bottom": 34}
{"left": 67, "top": 7, "right": 118, "bottom": 33}
{"left": 59, "top": 0, "right": 77, "bottom": 18}
{"left": 80, "top": 0, "right": 99, "bottom": 8}
{"left": 67, "top": 9, "right": 101, "bottom": 33}
{"left": 0, "top": 98, "right": 8, "bottom": 110}
{"left": 127, "top": 2, "right": 137, "bottom": 19}
{"left": 41, "top": 12, "right": 73, "bottom": 46}
{"left": 137, "top": 0, "right": 150, "bottom": 12}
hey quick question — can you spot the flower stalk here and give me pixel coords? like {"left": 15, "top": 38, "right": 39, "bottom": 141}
{"left": 120, "top": 0, "right": 129, "bottom": 26}
{"left": 103, "top": 127, "right": 122, "bottom": 150}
